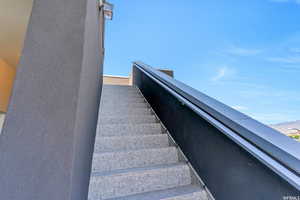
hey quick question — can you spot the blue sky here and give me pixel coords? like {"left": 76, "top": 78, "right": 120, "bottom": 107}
{"left": 104, "top": 0, "right": 300, "bottom": 124}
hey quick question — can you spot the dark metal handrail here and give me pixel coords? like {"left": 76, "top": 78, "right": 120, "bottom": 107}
{"left": 133, "top": 61, "right": 300, "bottom": 190}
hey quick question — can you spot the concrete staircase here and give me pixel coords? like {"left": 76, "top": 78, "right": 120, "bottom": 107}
{"left": 88, "top": 85, "right": 208, "bottom": 200}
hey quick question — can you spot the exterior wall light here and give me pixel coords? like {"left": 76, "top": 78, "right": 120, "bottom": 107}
{"left": 99, "top": 0, "right": 114, "bottom": 20}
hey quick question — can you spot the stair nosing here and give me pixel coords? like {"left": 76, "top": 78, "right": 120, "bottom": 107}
{"left": 98, "top": 123, "right": 161, "bottom": 127}
{"left": 91, "top": 163, "right": 188, "bottom": 177}
{"left": 96, "top": 133, "right": 167, "bottom": 140}
{"left": 92, "top": 146, "right": 176, "bottom": 155}
{"left": 105, "top": 185, "right": 204, "bottom": 200}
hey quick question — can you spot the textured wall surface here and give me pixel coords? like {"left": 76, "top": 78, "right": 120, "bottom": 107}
{"left": 0, "top": 0, "right": 104, "bottom": 199}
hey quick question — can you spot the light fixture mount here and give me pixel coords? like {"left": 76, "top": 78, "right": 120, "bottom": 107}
{"left": 99, "top": 0, "right": 114, "bottom": 20}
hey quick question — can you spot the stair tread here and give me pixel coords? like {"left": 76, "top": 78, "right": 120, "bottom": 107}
{"left": 100, "top": 115, "right": 155, "bottom": 119}
{"left": 100, "top": 114, "right": 154, "bottom": 118}
{"left": 100, "top": 102, "right": 148, "bottom": 108}
{"left": 93, "top": 146, "right": 176, "bottom": 155}
{"left": 101, "top": 96, "right": 144, "bottom": 100}
{"left": 91, "top": 163, "right": 188, "bottom": 177}
{"left": 102, "top": 85, "right": 137, "bottom": 89}
{"left": 98, "top": 123, "right": 161, "bottom": 128}
{"left": 107, "top": 185, "right": 206, "bottom": 200}
{"left": 97, "top": 123, "right": 163, "bottom": 136}
{"left": 94, "top": 134, "right": 169, "bottom": 152}
{"left": 89, "top": 163, "right": 192, "bottom": 199}
{"left": 101, "top": 101, "right": 147, "bottom": 105}
{"left": 97, "top": 134, "right": 167, "bottom": 139}
{"left": 100, "top": 98, "right": 146, "bottom": 106}
{"left": 92, "top": 147, "right": 179, "bottom": 173}
{"left": 100, "top": 108, "right": 152, "bottom": 116}
{"left": 99, "top": 115, "right": 157, "bottom": 125}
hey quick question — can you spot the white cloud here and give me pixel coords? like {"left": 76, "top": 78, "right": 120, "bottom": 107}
{"left": 212, "top": 67, "right": 226, "bottom": 81}
{"left": 226, "top": 46, "right": 262, "bottom": 56}
{"left": 282, "top": 65, "right": 300, "bottom": 70}
{"left": 266, "top": 56, "right": 300, "bottom": 64}
{"left": 211, "top": 66, "right": 235, "bottom": 82}
{"left": 232, "top": 105, "right": 249, "bottom": 111}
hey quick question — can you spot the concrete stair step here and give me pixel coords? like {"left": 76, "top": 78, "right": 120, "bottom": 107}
{"left": 99, "top": 115, "right": 156, "bottom": 124}
{"left": 100, "top": 108, "right": 152, "bottom": 116}
{"left": 102, "top": 85, "right": 136, "bottom": 89}
{"left": 92, "top": 147, "right": 179, "bottom": 173}
{"left": 100, "top": 102, "right": 148, "bottom": 109}
{"left": 101, "top": 88, "right": 139, "bottom": 94}
{"left": 108, "top": 185, "right": 207, "bottom": 200}
{"left": 101, "top": 93, "right": 145, "bottom": 102}
{"left": 101, "top": 89, "right": 139, "bottom": 93}
{"left": 94, "top": 134, "right": 170, "bottom": 152}
{"left": 99, "top": 114, "right": 154, "bottom": 122}
{"left": 101, "top": 93, "right": 143, "bottom": 101}
{"left": 101, "top": 93, "right": 140, "bottom": 98}
{"left": 89, "top": 163, "right": 192, "bottom": 199}
{"left": 103, "top": 85, "right": 136, "bottom": 89}
{"left": 101, "top": 98, "right": 145, "bottom": 104}
{"left": 102, "top": 88, "right": 139, "bottom": 94}
{"left": 97, "top": 123, "right": 163, "bottom": 137}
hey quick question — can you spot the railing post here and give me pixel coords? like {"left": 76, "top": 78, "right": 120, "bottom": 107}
{"left": 0, "top": 0, "right": 105, "bottom": 199}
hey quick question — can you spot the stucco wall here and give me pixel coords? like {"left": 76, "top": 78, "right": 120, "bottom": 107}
{"left": 0, "top": 0, "right": 104, "bottom": 199}
{"left": 0, "top": 59, "right": 16, "bottom": 112}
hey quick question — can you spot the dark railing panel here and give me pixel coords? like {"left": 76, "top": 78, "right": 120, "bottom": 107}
{"left": 132, "top": 63, "right": 300, "bottom": 200}
{"left": 134, "top": 62, "right": 300, "bottom": 176}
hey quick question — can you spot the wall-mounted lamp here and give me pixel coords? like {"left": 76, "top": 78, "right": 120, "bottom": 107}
{"left": 99, "top": 0, "right": 114, "bottom": 20}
